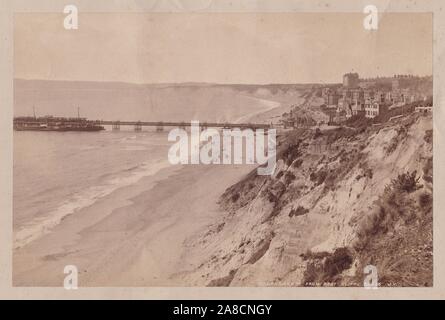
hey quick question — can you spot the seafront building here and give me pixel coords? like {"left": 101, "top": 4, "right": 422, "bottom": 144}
{"left": 322, "top": 73, "right": 431, "bottom": 123}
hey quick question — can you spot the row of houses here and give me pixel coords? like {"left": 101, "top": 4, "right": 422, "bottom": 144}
{"left": 323, "top": 88, "right": 389, "bottom": 121}
{"left": 322, "top": 73, "right": 430, "bottom": 123}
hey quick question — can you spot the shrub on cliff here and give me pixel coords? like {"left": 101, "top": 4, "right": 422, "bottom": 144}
{"left": 424, "top": 129, "right": 432, "bottom": 144}
{"left": 281, "top": 143, "right": 302, "bottom": 167}
{"left": 419, "top": 192, "right": 432, "bottom": 214}
{"left": 284, "top": 172, "right": 296, "bottom": 185}
{"left": 302, "top": 247, "right": 353, "bottom": 286}
{"left": 313, "top": 128, "right": 323, "bottom": 139}
{"left": 289, "top": 205, "right": 309, "bottom": 217}
{"left": 262, "top": 181, "right": 286, "bottom": 204}
{"left": 345, "top": 114, "right": 371, "bottom": 129}
{"left": 323, "top": 248, "right": 354, "bottom": 279}
{"left": 310, "top": 169, "right": 327, "bottom": 186}
{"left": 293, "top": 159, "right": 304, "bottom": 168}
{"left": 423, "top": 157, "right": 432, "bottom": 184}
{"left": 355, "top": 171, "right": 422, "bottom": 251}
{"left": 323, "top": 170, "right": 340, "bottom": 191}
{"left": 390, "top": 170, "right": 422, "bottom": 193}
{"left": 325, "top": 127, "right": 356, "bottom": 144}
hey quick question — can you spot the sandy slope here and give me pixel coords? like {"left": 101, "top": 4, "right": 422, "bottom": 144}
{"left": 178, "top": 114, "right": 432, "bottom": 286}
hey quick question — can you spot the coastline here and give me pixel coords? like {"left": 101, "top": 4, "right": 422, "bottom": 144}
{"left": 13, "top": 161, "right": 257, "bottom": 286}
{"left": 13, "top": 93, "right": 300, "bottom": 286}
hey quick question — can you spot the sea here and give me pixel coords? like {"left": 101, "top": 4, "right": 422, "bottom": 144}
{"left": 12, "top": 82, "right": 295, "bottom": 250}
{"left": 13, "top": 129, "right": 173, "bottom": 249}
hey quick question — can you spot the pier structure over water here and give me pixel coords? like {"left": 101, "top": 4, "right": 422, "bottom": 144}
{"left": 101, "top": 120, "right": 272, "bottom": 132}
{"left": 13, "top": 116, "right": 274, "bottom": 132}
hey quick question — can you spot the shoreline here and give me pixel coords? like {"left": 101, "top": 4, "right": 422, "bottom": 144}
{"left": 13, "top": 93, "right": 300, "bottom": 286}
{"left": 13, "top": 160, "right": 256, "bottom": 286}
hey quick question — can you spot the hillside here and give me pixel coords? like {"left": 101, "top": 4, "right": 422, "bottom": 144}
{"left": 180, "top": 112, "right": 433, "bottom": 287}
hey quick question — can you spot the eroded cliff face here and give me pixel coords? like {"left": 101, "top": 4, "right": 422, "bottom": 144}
{"left": 181, "top": 113, "right": 432, "bottom": 287}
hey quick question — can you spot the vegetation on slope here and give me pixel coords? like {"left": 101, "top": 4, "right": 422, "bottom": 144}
{"left": 209, "top": 112, "right": 432, "bottom": 287}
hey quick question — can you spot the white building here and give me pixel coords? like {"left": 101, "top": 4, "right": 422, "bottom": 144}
{"left": 365, "top": 101, "right": 380, "bottom": 118}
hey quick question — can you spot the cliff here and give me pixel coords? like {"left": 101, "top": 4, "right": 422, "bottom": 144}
{"left": 182, "top": 112, "right": 433, "bottom": 287}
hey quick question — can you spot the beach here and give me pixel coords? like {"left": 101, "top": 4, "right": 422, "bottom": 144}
{"left": 12, "top": 91, "right": 302, "bottom": 286}
{"left": 13, "top": 158, "right": 257, "bottom": 286}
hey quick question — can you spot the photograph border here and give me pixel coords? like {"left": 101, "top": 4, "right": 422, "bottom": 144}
{"left": 0, "top": 0, "right": 443, "bottom": 299}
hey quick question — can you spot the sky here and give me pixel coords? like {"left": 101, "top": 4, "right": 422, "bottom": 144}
{"left": 14, "top": 12, "right": 433, "bottom": 84}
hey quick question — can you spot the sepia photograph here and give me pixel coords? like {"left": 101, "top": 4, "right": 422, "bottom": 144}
{"left": 11, "top": 9, "right": 433, "bottom": 290}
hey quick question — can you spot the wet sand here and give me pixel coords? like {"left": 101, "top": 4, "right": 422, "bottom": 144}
{"left": 13, "top": 162, "right": 255, "bottom": 286}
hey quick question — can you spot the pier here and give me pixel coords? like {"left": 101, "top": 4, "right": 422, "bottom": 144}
{"left": 13, "top": 116, "right": 274, "bottom": 132}
{"left": 99, "top": 120, "right": 272, "bottom": 131}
